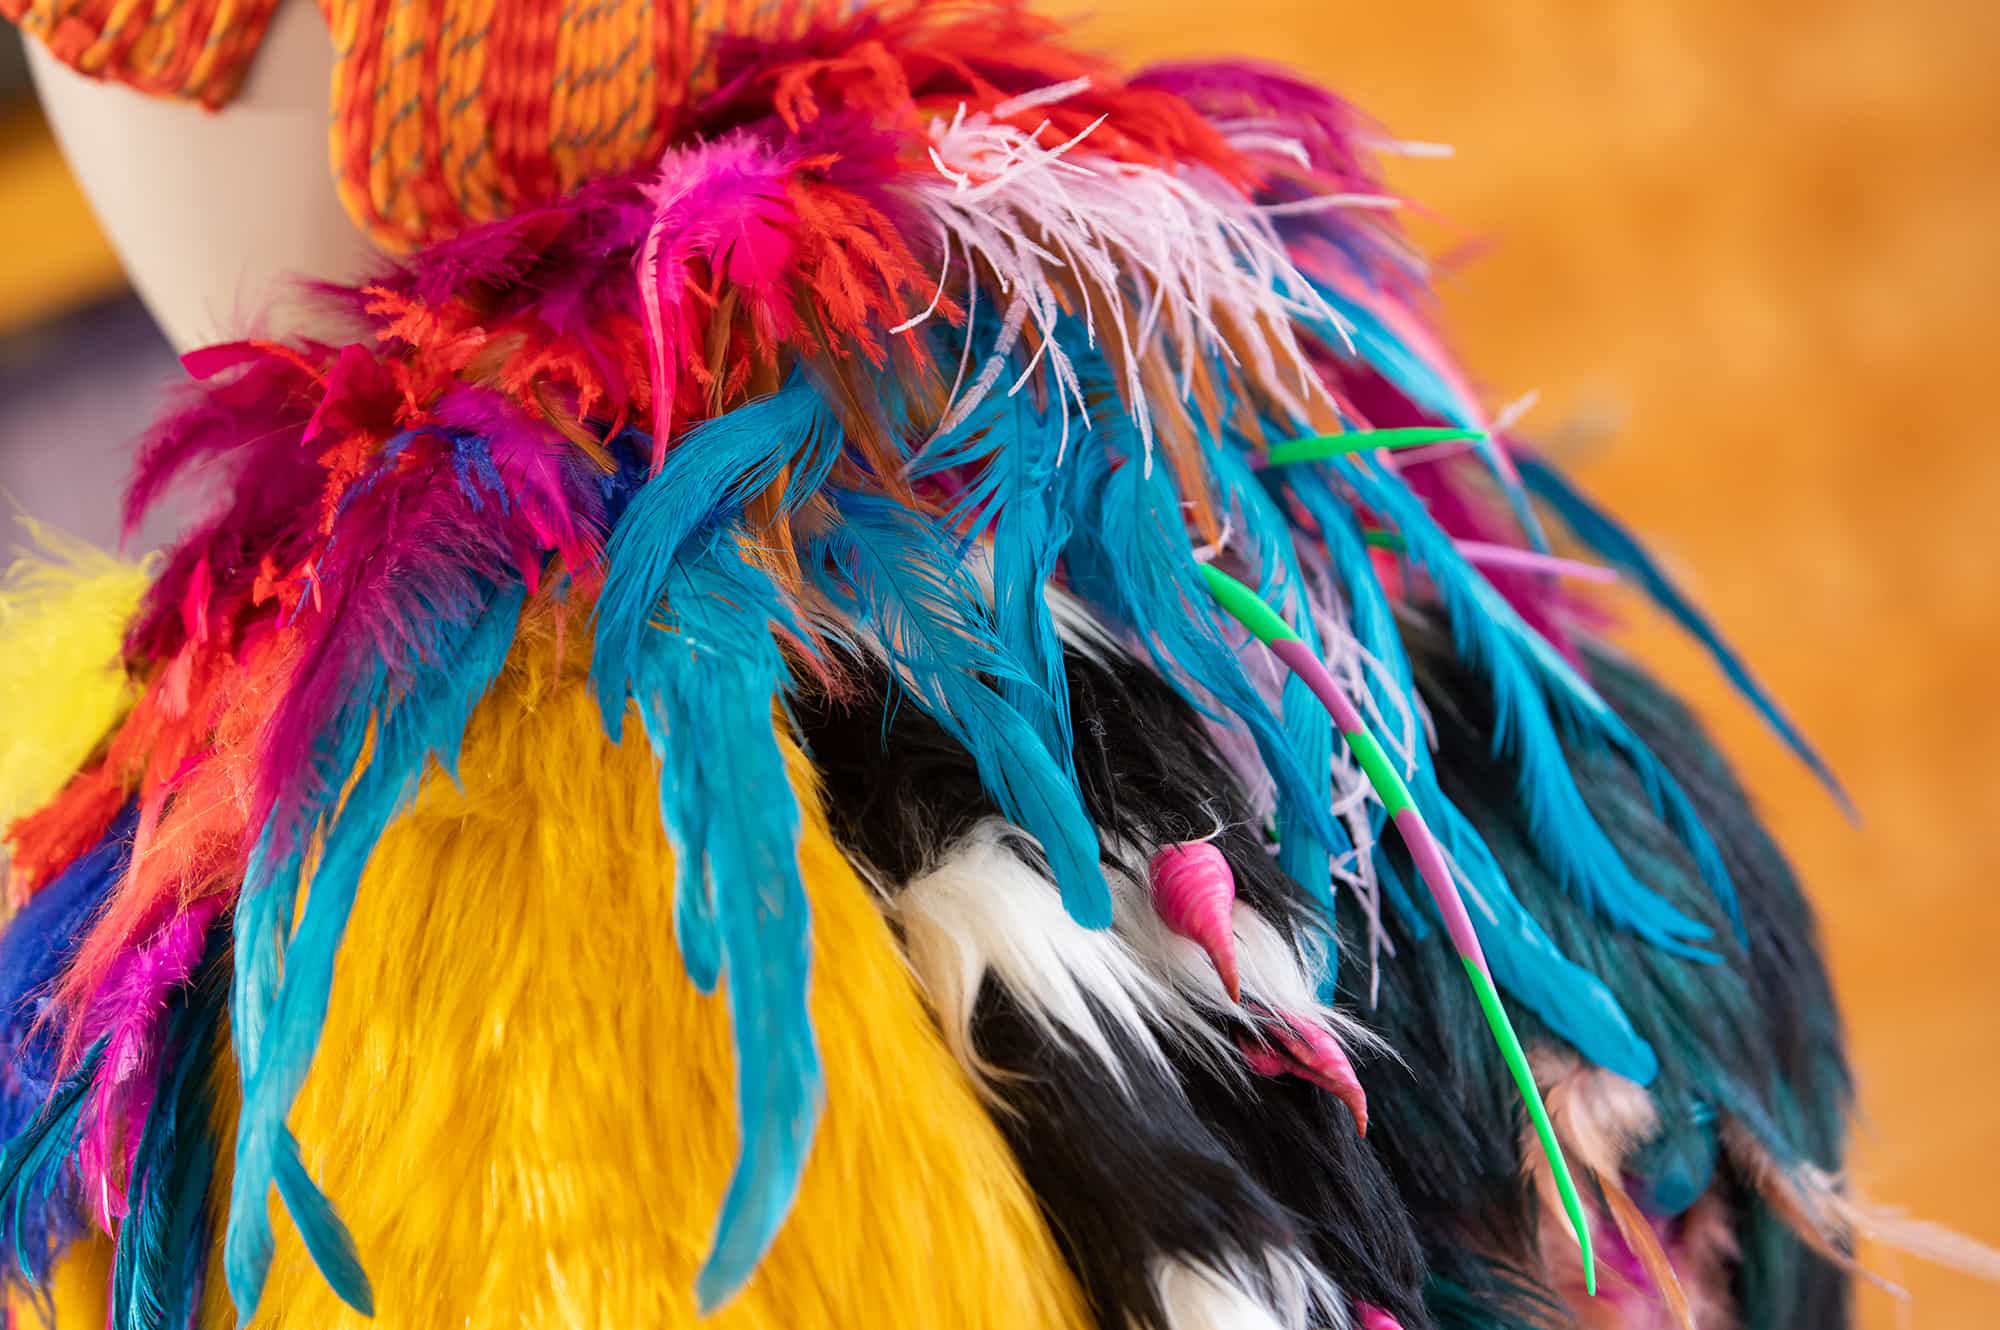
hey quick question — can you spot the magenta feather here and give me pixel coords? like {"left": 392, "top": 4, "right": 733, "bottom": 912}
{"left": 637, "top": 133, "right": 802, "bottom": 466}
{"left": 432, "top": 384, "right": 607, "bottom": 583}
{"left": 74, "top": 896, "right": 226, "bottom": 1222}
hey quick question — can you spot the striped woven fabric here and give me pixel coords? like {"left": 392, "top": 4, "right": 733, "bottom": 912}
{"left": 5, "top": 0, "right": 847, "bottom": 248}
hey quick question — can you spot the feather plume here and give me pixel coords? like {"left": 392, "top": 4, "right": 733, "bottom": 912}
{"left": 810, "top": 495, "right": 1110, "bottom": 927}
{"left": 225, "top": 586, "right": 524, "bottom": 1318}
{"left": 1518, "top": 456, "right": 1849, "bottom": 814}
{"left": 637, "top": 135, "right": 803, "bottom": 466}
{"left": 0, "top": 1041, "right": 105, "bottom": 1289}
{"left": 900, "top": 84, "right": 1338, "bottom": 466}
{"left": 598, "top": 524, "right": 821, "bottom": 1311}
{"left": 0, "top": 13, "right": 1887, "bottom": 1322}
{"left": 109, "top": 927, "right": 227, "bottom": 1330}
{"left": 0, "top": 521, "right": 149, "bottom": 830}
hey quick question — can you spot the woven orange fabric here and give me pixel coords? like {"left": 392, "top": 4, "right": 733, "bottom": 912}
{"left": 3, "top": 0, "right": 284, "bottom": 107}
{"left": 7, "top": 0, "right": 847, "bottom": 249}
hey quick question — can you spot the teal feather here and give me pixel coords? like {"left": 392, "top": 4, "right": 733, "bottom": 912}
{"left": 1284, "top": 463, "right": 1659, "bottom": 1080}
{"left": 225, "top": 584, "right": 524, "bottom": 1319}
{"left": 586, "top": 379, "right": 851, "bottom": 1312}
{"left": 591, "top": 377, "right": 840, "bottom": 988}
{"left": 1058, "top": 356, "right": 1341, "bottom": 854}
{"left": 619, "top": 531, "right": 819, "bottom": 1312}
{"left": 590, "top": 373, "right": 842, "bottom": 755}
{"left": 1343, "top": 457, "right": 1723, "bottom": 952}
{"left": 924, "top": 391, "right": 1081, "bottom": 793}
{"left": 113, "top": 932, "right": 227, "bottom": 1330}
{"left": 1204, "top": 440, "right": 1342, "bottom": 934}
{"left": 809, "top": 492, "right": 1111, "bottom": 928}
{"left": 0, "top": 1041, "right": 104, "bottom": 1286}
{"left": 1517, "top": 455, "right": 1850, "bottom": 815}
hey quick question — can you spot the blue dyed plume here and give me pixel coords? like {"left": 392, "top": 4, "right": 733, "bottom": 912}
{"left": 226, "top": 584, "right": 526, "bottom": 1320}
{"left": 810, "top": 492, "right": 1111, "bottom": 928}
{"left": 1518, "top": 455, "right": 1850, "bottom": 815}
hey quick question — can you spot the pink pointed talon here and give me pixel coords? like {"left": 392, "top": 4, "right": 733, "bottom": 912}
{"left": 1149, "top": 840, "right": 1241, "bottom": 1001}
{"left": 1356, "top": 1303, "right": 1404, "bottom": 1330}
{"left": 1238, "top": 1009, "right": 1369, "bottom": 1136}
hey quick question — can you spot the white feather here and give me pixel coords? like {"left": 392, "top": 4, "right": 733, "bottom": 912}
{"left": 896, "top": 83, "right": 1345, "bottom": 470}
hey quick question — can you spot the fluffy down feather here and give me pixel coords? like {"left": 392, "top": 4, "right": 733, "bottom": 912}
{"left": 0, "top": 522, "right": 150, "bottom": 834}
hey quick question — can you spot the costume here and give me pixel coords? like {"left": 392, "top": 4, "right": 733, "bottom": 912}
{"left": 0, "top": 3, "right": 1931, "bottom": 1328}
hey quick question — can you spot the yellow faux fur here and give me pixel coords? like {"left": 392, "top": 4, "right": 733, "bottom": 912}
{"left": 231, "top": 619, "right": 1094, "bottom": 1329}
{"left": 0, "top": 522, "right": 149, "bottom": 836}
{"left": 6, "top": 1230, "right": 113, "bottom": 1329}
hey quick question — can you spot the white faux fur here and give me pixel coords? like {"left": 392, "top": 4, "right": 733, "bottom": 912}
{"left": 1151, "top": 1255, "right": 1345, "bottom": 1330}
{"left": 894, "top": 821, "right": 1188, "bottom": 1092}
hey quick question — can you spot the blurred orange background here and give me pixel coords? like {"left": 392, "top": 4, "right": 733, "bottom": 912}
{"left": 3, "top": 0, "right": 1997, "bottom": 1324}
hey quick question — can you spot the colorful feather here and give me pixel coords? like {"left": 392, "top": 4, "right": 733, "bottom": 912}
{"left": 810, "top": 494, "right": 1110, "bottom": 928}
{"left": 110, "top": 927, "right": 228, "bottom": 1330}
{"left": 595, "top": 512, "right": 820, "bottom": 1309}
{"left": 1517, "top": 456, "right": 1849, "bottom": 813}
{"left": 0, "top": 9, "right": 1904, "bottom": 1326}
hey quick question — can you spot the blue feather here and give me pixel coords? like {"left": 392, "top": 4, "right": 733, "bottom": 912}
{"left": 1342, "top": 458, "right": 1720, "bottom": 955}
{"left": 810, "top": 492, "right": 1110, "bottom": 926}
{"left": 0, "top": 1040, "right": 104, "bottom": 1288}
{"left": 1283, "top": 467, "right": 1658, "bottom": 1077}
{"left": 590, "top": 374, "right": 841, "bottom": 748}
{"left": 0, "top": 809, "right": 137, "bottom": 1288}
{"left": 1494, "top": 563, "right": 1743, "bottom": 935}
{"left": 226, "top": 584, "right": 525, "bottom": 1320}
{"left": 231, "top": 671, "right": 381, "bottom": 1082}
{"left": 1057, "top": 356, "right": 1342, "bottom": 856}
{"left": 590, "top": 390, "right": 833, "bottom": 1309}
{"left": 592, "top": 379, "right": 840, "bottom": 987}
{"left": 922, "top": 389, "right": 1082, "bottom": 791}
{"left": 622, "top": 532, "right": 819, "bottom": 1312}
{"left": 1200, "top": 436, "right": 1344, "bottom": 973}
{"left": 1437, "top": 802, "right": 1659, "bottom": 1083}
{"left": 1517, "top": 455, "right": 1850, "bottom": 814}
{"left": 0, "top": 810, "right": 135, "bottom": 1121}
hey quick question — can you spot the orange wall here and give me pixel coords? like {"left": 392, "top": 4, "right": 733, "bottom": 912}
{"left": 1048, "top": 0, "right": 2000, "bottom": 1324}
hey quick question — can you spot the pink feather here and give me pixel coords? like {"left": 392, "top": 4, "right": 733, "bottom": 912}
{"left": 75, "top": 895, "right": 225, "bottom": 1222}
{"left": 636, "top": 133, "right": 802, "bottom": 469}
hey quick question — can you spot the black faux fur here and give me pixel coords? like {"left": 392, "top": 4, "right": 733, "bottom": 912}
{"left": 798, "top": 645, "right": 1432, "bottom": 1330}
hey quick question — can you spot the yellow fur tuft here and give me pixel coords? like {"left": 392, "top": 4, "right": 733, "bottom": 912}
{"left": 4, "top": 1230, "right": 113, "bottom": 1328}
{"left": 244, "top": 616, "right": 1092, "bottom": 1329}
{"left": 0, "top": 521, "right": 151, "bottom": 832}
